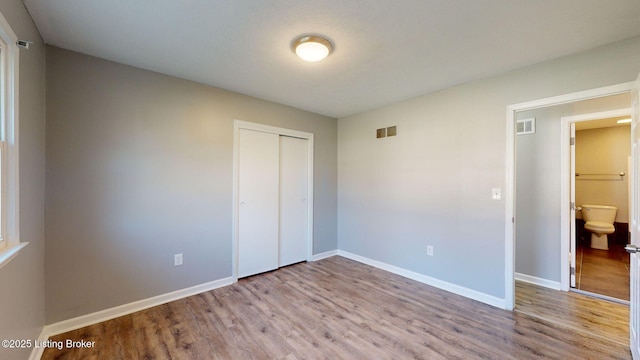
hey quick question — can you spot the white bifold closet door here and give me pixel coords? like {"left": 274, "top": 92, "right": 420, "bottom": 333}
{"left": 279, "top": 135, "right": 309, "bottom": 267}
{"left": 237, "top": 129, "right": 280, "bottom": 278}
{"left": 237, "top": 128, "right": 309, "bottom": 278}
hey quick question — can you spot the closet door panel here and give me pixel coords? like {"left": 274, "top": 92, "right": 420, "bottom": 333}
{"left": 237, "top": 129, "right": 280, "bottom": 278}
{"left": 279, "top": 136, "right": 309, "bottom": 266}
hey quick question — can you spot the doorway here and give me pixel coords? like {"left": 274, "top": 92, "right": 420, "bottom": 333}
{"left": 562, "top": 110, "right": 631, "bottom": 302}
{"left": 512, "top": 92, "right": 631, "bottom": 296}
{"left": 505, "top": 82, "right": 635, "bottom": 309}
{"left": 507, "top": 85, "right": 635, "bottom": 350}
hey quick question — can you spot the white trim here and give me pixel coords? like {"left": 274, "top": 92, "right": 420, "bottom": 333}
{"left": 28, "top": 328, "right": 49, "bottom": 360}
{"left": 509, "top": 82, "right": 634, "bottom": 112}
{"left": 234, "top": 120, "right": 314, "bottom": 140}
{"left": 5, "top": 30, "right": 19, "bottom": 249}
{"left": 29, "top": 276, "right": 233, "bottom": 359}
{"left": 505, "top": 106, "right": 516, "bottom": 310}
{"left": 560, "top": 108, "right": 631, "bottom": 291}
{"left": 41, "top": 277, "right": 234, "bottom": 338}
{"left": 560, "top": 117, "right": 571, "bottom": 290}
{"left": 232, "top": 122, "right": 239, "bottom": 279}
{"left": 306, "top": 136, "right": 314, "bottom": 262}
{"left": 0, "top": 141, "right": 5, "bottom": 249}
{"left": 0, "top": 241, "right": 27, "bottom": 269}
{"left": 505, "top": 81, "right": 635, "bottom": 310}
{"left": 337, "top": 250, "right": 505, "bottom": 309}
{"left": 515, "top": 272, "right": 562, "bottom": 290}
{"left": 561, "top": 108, "right": 633, "bottom": 124}
{"left": 232, "top": 120, "right": 314, "bottom": 281}
{"left": 311, "top": 250, "right": 337, "bottom": 261}
{"left": 0, "top": 9, "right": 19, "bottom": 251}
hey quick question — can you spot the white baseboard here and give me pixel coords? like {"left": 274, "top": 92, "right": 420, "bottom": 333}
{"left": 30, "top": 276, "right": 235, "bottom": 359}
{"left": 28, "top": 327, "right": 50, "bottom": 360}
{"left": 515, "top": 272, "right": 562, "bottom": 290}
{"left": 312, "top": 250, "right": 337, "bottom": 261}
{"left": 337, "top": 250, "right": 506, "bottom": 309}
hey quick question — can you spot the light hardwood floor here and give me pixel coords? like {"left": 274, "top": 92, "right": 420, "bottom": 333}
{"left": 515, "top": 281, "right": 629, "bottom": 346}
{"left": 42, "top": 256, "right": 631, "bottom": 359}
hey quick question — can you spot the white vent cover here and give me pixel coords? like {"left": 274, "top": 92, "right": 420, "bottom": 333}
{"left": 516, "top": 117, "right": 535, "bottom": 135}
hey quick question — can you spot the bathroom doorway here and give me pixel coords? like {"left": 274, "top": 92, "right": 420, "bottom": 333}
{"left": 512, "top": 92, "right": 631, "bottom": 296}
{"left": 507, "top": 76, "right": 640, "bottom": 357}
{"left": 564, "top": 110, "right": 631, "bottom": 302}
{"left": 508, "top": 87, "right": 633, "bottom": 351}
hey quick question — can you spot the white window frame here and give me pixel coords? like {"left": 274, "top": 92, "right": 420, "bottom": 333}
{"left": 0, "top": 10, "right": 24, "bottom": 269}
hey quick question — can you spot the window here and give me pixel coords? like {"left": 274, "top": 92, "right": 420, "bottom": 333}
{"left": 0, "top": 10, "right": 22, "bottom": 267}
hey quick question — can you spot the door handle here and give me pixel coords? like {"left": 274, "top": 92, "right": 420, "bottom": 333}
{"left": 625, "top": 244, "right": 640, "bottom": 253}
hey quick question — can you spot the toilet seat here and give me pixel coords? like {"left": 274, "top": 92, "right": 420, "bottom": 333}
{"left": 584, "top": 221, "right": 615, "bottom": 234}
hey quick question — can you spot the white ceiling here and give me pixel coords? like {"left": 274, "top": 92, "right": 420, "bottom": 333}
{"left": 22, "top": 1, "right": 640, "bottom": 118}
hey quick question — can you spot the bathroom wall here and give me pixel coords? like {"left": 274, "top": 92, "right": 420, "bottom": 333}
{"left": 575, "top": 125, "right": 630, "bottom": 224}
{"left": 515, "top": 94, "right": 630, "bottom": 283}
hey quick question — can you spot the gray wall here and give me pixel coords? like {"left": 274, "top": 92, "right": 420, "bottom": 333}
{"left": 0, "top": 1, "right": 46, "bottom": 360}
{"left": 515, "top": 94, "right": 630, "bottom": 282}
{"left": 45, "top": 47, "right": 337, "bottom": 323}
{"left": 338, "top": 36, "right": 640, "bottom": 299}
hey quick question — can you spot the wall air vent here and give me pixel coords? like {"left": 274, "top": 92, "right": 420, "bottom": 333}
{"left": 516, "top": 118, "right": 535, "bottom": 135}
{"left": 376, "top": 126, "right": 397, "bottom": 139}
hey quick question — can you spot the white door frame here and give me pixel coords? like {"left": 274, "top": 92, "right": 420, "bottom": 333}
{"left": 232, "top": 120, "right": 314, "bottom": 281}
{"left": 560, "top": 108, "right": 632, "bottom": 291}
{"left": 629, "top": 72, "right": 640, "bottom": 359}
{"left": 504, "top": 82, "right": 634, "bottom": 310}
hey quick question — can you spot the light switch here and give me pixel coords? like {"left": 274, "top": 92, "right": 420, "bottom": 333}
{"left": 174, "top": 253, "right": 183, "bottom": 266}
{"left": 492, "top": 188, "right": 501, "bottom": 200}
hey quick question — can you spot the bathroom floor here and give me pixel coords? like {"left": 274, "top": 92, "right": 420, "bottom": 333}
{"left": 575, "top": 242, "right": 630, "bottom": 301}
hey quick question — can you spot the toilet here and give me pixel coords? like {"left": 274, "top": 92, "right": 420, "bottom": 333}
{"left": 581, "top": 204, "right": 617, "bottom": 250}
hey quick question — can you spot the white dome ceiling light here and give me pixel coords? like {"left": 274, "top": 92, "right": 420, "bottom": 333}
{"left": 292, "top": 35, "right": 334, "bottom": 62}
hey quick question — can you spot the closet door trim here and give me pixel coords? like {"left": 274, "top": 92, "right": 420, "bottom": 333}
{"left": 232, "top": 120, "right": 314, "bottom": 281}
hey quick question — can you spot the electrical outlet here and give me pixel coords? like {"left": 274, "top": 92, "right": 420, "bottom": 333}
{"left": 427, "top": 245, "right": 434, "bottom": 256}
{"left": 174, "top": 253, "right": 183, "bottom": 266}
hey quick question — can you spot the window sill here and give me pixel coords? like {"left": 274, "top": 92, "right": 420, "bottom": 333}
{"left": 0, "top": 242, "right": 29, "bottom": 270}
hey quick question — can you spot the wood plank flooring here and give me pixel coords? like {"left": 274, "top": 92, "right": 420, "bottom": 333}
{"left": 42, "top": 256, "right": 631, "bottom": 359}
{"left": 576, "top": 243, "right": 630, "bottom": 300}
{"left": 515, "top": 281, "right": 629, "bottom": 346}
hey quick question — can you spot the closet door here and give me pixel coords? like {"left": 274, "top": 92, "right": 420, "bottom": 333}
{"left": 237, "top": 129, "right": 280, "bottom": 278}
{"left": 279, "top": 136, "right": 309, "bottom": 267}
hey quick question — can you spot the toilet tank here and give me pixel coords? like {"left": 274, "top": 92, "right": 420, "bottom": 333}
{"left": 581, "top": 204, "right": 617, "bottom": 223}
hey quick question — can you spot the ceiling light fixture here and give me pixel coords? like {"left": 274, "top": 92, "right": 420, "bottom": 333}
{"left": 617, "top": 118, "right": 632, "bottom": 124}
{"left": 292, "top": 35, "right": 333, "bottom": 62}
